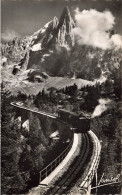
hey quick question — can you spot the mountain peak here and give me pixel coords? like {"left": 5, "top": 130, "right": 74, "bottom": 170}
{"left": 60, "top": 6, "right": 72, "bottom": 22}
{"left": 58, "top": 6, "right": 75, "bottom": 33}
{"left": 63, "top": 6, "right": 70, "bottom": 14}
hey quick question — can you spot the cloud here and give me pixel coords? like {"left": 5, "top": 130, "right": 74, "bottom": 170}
{"left": 110, "top": 34, "right": 122, "bottom": 48}
{"left": 1, "top": 29, "right": 19, "bottom": 43}
{"left": 72, "top": 8, "right": 122, "bottom": 50}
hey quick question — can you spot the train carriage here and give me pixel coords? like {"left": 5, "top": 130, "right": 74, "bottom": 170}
{"left": 57, "top": 109, "right": 90, "bottom": 133}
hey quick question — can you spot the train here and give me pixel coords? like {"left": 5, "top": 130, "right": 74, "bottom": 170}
{"left": 57, "top": 109, "right": 90, "bottom": 133}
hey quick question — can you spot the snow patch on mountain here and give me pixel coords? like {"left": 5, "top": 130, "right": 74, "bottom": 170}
{"left": 31, "top": 43, "right": 42, "bottom": 51}
{"left": 61, "top": 43, "right": 70, "bottom": 51}
{"left": 41, "top": 53, "right": 51, "bottom": 62}
{"left": 30, "top": 20, "right": 54, "bottom": 47}
{"left": 2, "top": 57, "right": 7, "bottom": 63}
{"left": 44, "top": 21, "right": 52, "bottom": 28}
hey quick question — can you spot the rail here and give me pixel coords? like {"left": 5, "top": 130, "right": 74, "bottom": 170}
{"left": 80, "top": 130, "right": 101, "bottom": 189}
{"left": 39, "top": 135, "right": 74, "bottom": 182}
{"left": 11, "top": 102, "right": 57, "bottom": 119}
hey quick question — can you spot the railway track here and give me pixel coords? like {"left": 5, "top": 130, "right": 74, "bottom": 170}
{"left": 45, "top": 133, "right": 90, "bottom": 195}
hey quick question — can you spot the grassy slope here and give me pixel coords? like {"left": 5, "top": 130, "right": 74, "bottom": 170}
{"left": 2, "top": 65, "right": 107, "bottom": 96}
{"left": 2, "top": 65, "right": 93, "bottom": 95}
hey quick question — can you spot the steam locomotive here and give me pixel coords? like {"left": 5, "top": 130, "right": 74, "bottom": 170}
{"left": 57, "top": 109, "right": 90, "bottom": 133}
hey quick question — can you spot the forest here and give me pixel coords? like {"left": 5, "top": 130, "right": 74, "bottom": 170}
{"left": 1, "top": 66, "right": 121, "bottom": 194}
{"left": 1, "top": 84, "right": 72, "bottom": 194}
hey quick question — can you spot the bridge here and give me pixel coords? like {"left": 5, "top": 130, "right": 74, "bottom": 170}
{"left": 11, "top": 102, "right": 72, "bottom": 140}
{"left": 11, "top": 102, "right": 101, "bottom": 195}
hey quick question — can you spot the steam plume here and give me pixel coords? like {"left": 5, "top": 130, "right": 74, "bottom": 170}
{"left": 92, "top": 98, "right": 111, "bottom": 118}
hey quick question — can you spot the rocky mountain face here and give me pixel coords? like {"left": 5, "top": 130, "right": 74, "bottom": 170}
{"left": 1, "top": 36, "right": 31, "bottom": 64}
{"left": 23, "top": 7, "right": 75, "bottom": 76}
{"left": 62, "top": 45, "right": 121, "bottom": 80}
{"left": 9, "top": 7, "right": 75, "bottom": 76}
{"left": 1, "top": 7, "right": 121, "bottom": 81}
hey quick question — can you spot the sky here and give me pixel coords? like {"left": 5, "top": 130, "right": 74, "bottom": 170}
{"left": 1, "top": 0, "right": 122, "bottom": 42}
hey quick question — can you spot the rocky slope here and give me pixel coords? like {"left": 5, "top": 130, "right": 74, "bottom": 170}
{"left": 62, "top": 45, "right": 122, "bottom": 80}
{"left": 1, "top": 36, "right": 30, "bottom": 64}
